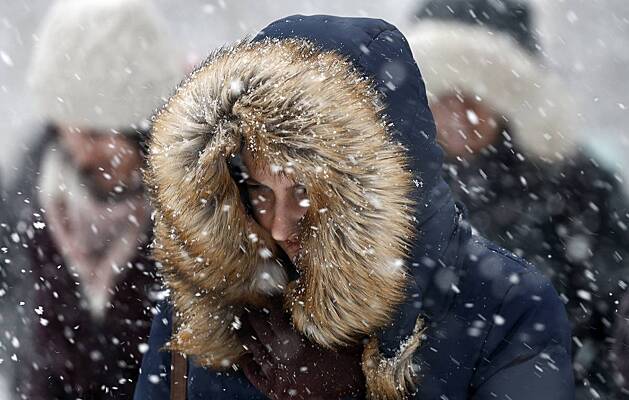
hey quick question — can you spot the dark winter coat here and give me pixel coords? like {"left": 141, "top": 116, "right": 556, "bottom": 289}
{"left": 0, "top": 170, "right": 18, "bottom": 398}
{"left": 443, "top": 134, "right": 629, "bottom": 399}
{"left": 10, "top": 128, "right": 160, "bottom": 400}
{"left": 134, "top": 15, "right": 574, "bottom": 399}
{"left": 613, "top": 289, "right": 629, "bottom": 396}
{"left": 0, "top": 170, "right": 10, "bottom": 318}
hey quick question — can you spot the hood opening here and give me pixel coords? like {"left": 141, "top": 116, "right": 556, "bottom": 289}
{"left": 227, "top": 151, "right": 300, "bottom": 282}
{"left": 148, "top": 38, "right": 416, "bottom": 367}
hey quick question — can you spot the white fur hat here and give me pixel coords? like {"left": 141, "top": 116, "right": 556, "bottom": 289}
{"left": 27, "top": 0, "right": 182, "bottom": 130}
{"left": 407, "top": 20, "right": 579, "bottom": 160}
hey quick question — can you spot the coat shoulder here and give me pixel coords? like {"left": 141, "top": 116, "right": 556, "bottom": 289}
{"left": 134, "top": 301, "right": 173, "bottom": 400}
{"left": 461, "top": 236, "right": 574, "bottom": 398}
{"left": 415, "top": 233, "right": 574, "bottom": 398}
{"left": 462, "top": 235, "right": 570, "bottom": 335}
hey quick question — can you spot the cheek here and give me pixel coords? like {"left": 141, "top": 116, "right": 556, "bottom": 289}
{"left": 433, "top": 110, "right": 463, "bottom": 138}
{"left": 293, "top": 203, "right": 308, "bottom": 221}
{"left": 282, "top": 201, "right": 308, "bottom": 232}
{"left": 114, "top": 151, "right": 141, "bottom": 175}
{"left": 253, "top": 207, "right": 273, "bottom": 231}
{"left": 430, "top": 104, "right": 449, "bottom": 132}
{"left": 249, "top": 195, "right": 272, "bottom": 225}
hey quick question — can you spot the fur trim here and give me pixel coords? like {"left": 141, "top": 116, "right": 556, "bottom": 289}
{"left": 147, "top": 39, "right": 416, "bottom": 368}
{"left": 362, "top": 318, "right": 425, "bottom": 399}
{"left": 27, "top": 0, "right": 181, "bottom": 129}
{"left": 407, "top": 21, "right": 578, "bottom": 160}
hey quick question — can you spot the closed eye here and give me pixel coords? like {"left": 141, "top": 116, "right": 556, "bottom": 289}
{"left": 245, "top": 180, "right": 272, "bottom": 204}
{"left": 245, "top": 182, "right": 271, "bottom": 192}
{"left": 294, "top": 184, "right": 307, "bottom": 195}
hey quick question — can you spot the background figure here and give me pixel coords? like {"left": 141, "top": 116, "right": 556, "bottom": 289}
{"left": 0, "top": 170, "right": 15, "bottom": 398}
{"left": 1, "top": 166, "right": 33, "bottom": 399}
{"left": 408, "top": 0, "right": 629, "bottom": 398}
{"left": 7, "top": 0, "right": 181, "bottom": 398}
{"left": 613, "top": 292, "right": 629, "bottom": 396}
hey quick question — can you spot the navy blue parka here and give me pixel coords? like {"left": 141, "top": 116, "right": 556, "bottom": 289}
{"left": 134, "top": 15, "right": 574, "bottom": 400}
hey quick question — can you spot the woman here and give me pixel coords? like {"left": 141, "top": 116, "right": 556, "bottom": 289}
{"left": 134, "top": 15, "right": 574, "bottom": 399}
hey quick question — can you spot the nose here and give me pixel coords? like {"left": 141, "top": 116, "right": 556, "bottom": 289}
{"left": 270, "top": 209, "right": 298, "bottom": 242}
{"left": 269, "top": 197, "right": 302, "bottom": 242}
{"left": 76, "top": 144, "right": 98, "bottom": 165}
{"left": 71, "top": 136, "right": 110, "bottom": 169}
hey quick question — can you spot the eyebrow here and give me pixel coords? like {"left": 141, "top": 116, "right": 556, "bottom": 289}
{"left": 244, "top": 177, "right": 262, "bottom": 185}
{"left": 245, "top": 177, "right": 304, "bottom": 190}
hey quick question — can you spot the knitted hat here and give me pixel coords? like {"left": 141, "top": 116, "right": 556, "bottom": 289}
{"left": 408, "top": 0, "right": 577, "bottom": 159}
{"left": 416, "top": 0, "right": 540, "bottom": 54}
{"left": 27, "top": 0, "right": 182, "bottom": 130}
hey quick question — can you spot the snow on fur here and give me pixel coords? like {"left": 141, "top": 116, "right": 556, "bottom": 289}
{"left": 146, "top": 38, "right": 422, "bottom": 397}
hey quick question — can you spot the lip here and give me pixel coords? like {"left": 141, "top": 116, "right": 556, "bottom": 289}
{"left": 280, "top": 239, "right": 301, "bottom": 260}
{"left": 284, "top": 240, "right": 300, "bottom": 251}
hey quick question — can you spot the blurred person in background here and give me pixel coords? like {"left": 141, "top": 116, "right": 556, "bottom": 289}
{"left": 6, "top": 0, "right": 181, "bottom": 398}
{"left": 1, "top": 170, "right": 16, "bottom": 398}
{"left": 2, "top": 166, "right": 30, "bottom": 399}
{"left": 612, "top": 293, "right": 629, "bottom": 397}
{"left": 407, "top": 0, "right": 629, "bottom": 398}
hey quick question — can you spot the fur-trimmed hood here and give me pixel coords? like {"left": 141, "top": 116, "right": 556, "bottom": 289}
{"left": 147, "top": 15, "right": 457, "bottom": 398}
{"left": 407, "top": 20, "right": 579, "bottom": 160}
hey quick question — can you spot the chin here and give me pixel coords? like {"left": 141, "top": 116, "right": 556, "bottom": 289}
{"left": 283, "top": 249, "right": 297, "bottom": 262}
{"left": 279, "top": 244, "right": 299, "bottom": 262}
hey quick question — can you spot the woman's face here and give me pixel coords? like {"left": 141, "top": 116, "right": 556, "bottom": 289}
{"left": 241, "top": 150, "right": 308, "bottom": 262}
{"left": 58, "top": 125, "right": 143, "bottom": 198}
{"left": 431, "top": 93, "right": 501, "bottom": 159}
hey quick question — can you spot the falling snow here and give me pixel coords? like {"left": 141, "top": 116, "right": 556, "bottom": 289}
{"left": 0, "top": 2, "right": 629, "bottom": 400}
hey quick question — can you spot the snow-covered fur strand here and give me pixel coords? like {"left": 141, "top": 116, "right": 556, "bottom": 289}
{"left": 363, "top": 317, "right": 425, "bottom": 399}
{"left": 147, "top": 39, "right": 422, "bottom": 396}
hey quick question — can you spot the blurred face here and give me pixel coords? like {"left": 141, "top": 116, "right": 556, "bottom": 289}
{"left": 58, "top": 125, "right": 143, "bottom": 199}
{"left": 241, "top": 150, "right": 308, "bottom": 262}
{"left": 431, "top": 93, "right": 501, "bottom": 159}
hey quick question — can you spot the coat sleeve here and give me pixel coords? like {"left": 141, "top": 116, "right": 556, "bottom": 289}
{"left": 470, "top": 271, "right": 575, "bottom": 400}
{"left": 133, "top": 301, "right": 173, "bottom": 400}
{"left": 612, "top": 290, "right": 629, "bottom": 393}
{"left": 16, "top": 263, "right": 76, "bottom": 399}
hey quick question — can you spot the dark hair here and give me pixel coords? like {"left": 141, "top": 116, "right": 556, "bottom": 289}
{"left": 415, "top": 0, "right": 540, "bottom": 55}
{"left": 227, "top": 153, "right": 256, "bottom": 216}
{"left": 121, "top": 126, "right": 151, "bottom": 158}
